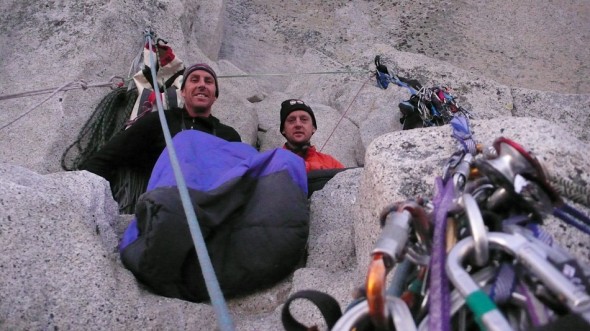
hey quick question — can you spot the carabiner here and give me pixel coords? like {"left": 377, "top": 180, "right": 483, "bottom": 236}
{"left": 418, "top": 265, "right": 499, "bottom": 331}
{"left": 445, "top": 234, "right": 513, "bottom": 331}
{"left": 453, "top": 153, "right": 474, "bottom": 193}
{"left": 332, "top": 296, "right": 417, "bottom": 331}
{"left": 367, "top": 201, "right": 431, "bottom": 329}
{"left": 389, "top": 296, "right": 418, "bottom": 331}
{"left": 366, "top": 253, "right": 389, "bottom": 328}
{"left": 447, "top": 232, "right": 590, "bottom": 330}
{"left": 461, "top": 193, "right": 489, "bottom": 266}
{"left": 368, "top": 208, "right": 412, "bottom": 329}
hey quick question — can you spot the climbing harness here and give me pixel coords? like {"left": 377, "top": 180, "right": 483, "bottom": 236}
{"left": 282, "top": 113, "right": 590, "bottom": 331}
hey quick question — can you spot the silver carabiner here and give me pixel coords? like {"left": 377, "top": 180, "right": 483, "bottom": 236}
{"left": 367, "top": 202, "right": 432, "bottom": 329}
{"left": 447, "top": 232, "right": 590, "bottom": 329}
{"left": 332, "top": 300, "right": 370, "bottom": 330}
{"left": 503, "top": 224, "right": 557, "bottom": 261}
{"left": 446, "top": 234, "right": 514, "bottom": 331}
{"left": 406, "top": 244, "right": 430, "bottom": 266}
{"left": 418, "top": 265, "right": 499, "bottom": 331}
{"left": 461, "top": 193, "right": 489, "bottom": 267}
{"left": 367, "top": 208, "right": 412, "bottom": 328}
{"left": 453, "top": 153, "right": 474, "bottom": 193}
{"left": 372, "top": 209, "right": 412, "bottom": 267}
{"left": 489, "top": 233, "right": 590, "bottom": 314}
{"left": 389, "top": 296, "right": 418, "bottom": 331}
{"left": 332, "top": 296, "right": 417, "bottom": 331}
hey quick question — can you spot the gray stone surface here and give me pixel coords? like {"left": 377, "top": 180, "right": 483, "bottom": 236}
{"left": 0, "top": 0, "right": 211, "bottom": 174}
{"left": 182, "top": 1, "right": 225, "bottom": 61}
{"left": 308, "top": 168, "right": 362, "bottom": 273}
{"left": 1, "top": 0, "right": 589, "bottom": 330}
{"left": 0, "top": 164, "right": 216, "bottom": 330}
{"left": 221, "top": 0, "right": 590, "bottom": 94}
{"left": 511, "top": 87, "right": 590, "bottom": 142}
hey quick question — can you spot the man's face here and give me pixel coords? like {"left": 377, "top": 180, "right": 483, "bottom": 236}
{"left": 283, "top": 110, "right": 315, "bottom": 145}
{"left": 181, "top": 70, "right": 217, "bottom": 115}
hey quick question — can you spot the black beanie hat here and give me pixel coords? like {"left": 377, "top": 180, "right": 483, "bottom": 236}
{"left": 181, "top": 63, "right": 219, "bottom": 97}
{"left": 280, "top": 99, "right": 317, "bottom": 133}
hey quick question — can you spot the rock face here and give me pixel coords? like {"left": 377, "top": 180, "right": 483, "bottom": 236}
{"left": 1, "top": 1, "right": 589, "bottom": 330}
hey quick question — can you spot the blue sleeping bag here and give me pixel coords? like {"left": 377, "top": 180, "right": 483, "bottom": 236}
{"left": 120, "top": 130, "right": 309, "bottom": 302}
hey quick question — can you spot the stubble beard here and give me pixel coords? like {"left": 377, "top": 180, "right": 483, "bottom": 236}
{"left": 187, "top": 104, "right": 211, "bottom": 117}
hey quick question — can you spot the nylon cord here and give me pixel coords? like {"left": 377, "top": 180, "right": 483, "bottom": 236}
{"left": 0, "top": 80, "right": 82, "bottom": 131}
{"left": 218, "top": 70, "right": 369, "bottom": 79}
{"left": 0, "top": 71, "right": 367, "bottom": 102}
{"left": 0, "top": 78, "right": 125, "bottom": 101}
{"left": 319, "top": 75, "right": 372, "bottom": 152}
{"left": 0, "top": 77, "right": 126, "bottom": 132}
{"left": 428, "top": 177, "right": 454, "bottom": 331}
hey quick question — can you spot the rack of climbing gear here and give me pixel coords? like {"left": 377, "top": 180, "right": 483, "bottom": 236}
{"left": 374, "top": 55, "right": 472, "bottom": 130}
{"left": 282, "top": 114, "right": 590, "bottom": 330}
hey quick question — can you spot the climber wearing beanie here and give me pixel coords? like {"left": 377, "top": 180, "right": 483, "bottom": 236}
{"left": 180, "top": 63, "right": 220, "bottom": 117}
{"left": 280, "top": 99, "right": 344, "bottom": 173}
{"left": 81, "top": 63, "right": 241, "bottom": 212}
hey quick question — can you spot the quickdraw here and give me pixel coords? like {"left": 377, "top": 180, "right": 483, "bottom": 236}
{"left": 282, "top": 113, "right": 590, "bottom": 331}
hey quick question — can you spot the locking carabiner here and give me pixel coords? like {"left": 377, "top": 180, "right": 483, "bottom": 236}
{"left": 367, "top": 207, "right": 412, "bottom": 329}
{"left": 366, "top": 201, "right": 431, "bottom": 329}
{"left": 453, "top": 153, "right": 474, "bottom": 193}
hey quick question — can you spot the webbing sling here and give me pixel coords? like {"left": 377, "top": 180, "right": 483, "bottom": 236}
{"left": 281, "top": 290, "right": 343, "bottom": 331}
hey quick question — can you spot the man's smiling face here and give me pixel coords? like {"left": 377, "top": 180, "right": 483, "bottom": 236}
{"left": 181, "top": 69, "right": 217, "bottom": 116}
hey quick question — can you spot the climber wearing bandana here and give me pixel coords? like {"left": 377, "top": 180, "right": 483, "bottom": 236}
{"left": 280, "top": 99, "right": 344, "bottom": 172}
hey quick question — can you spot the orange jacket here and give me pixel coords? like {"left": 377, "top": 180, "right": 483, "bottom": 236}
{"left": 283, "top": 144, "right": 344, "bottom": 173}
